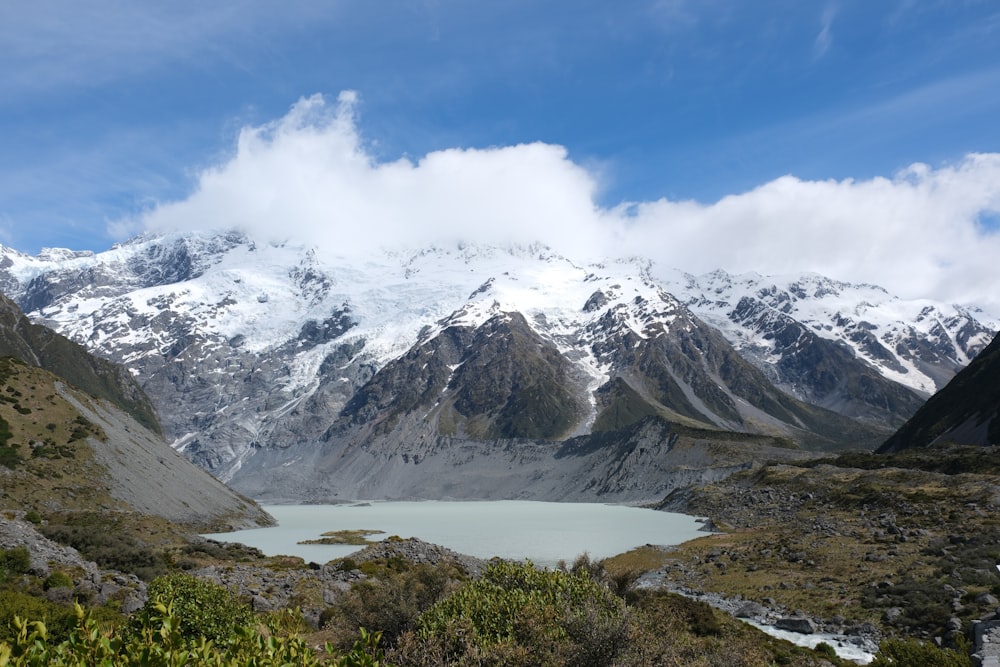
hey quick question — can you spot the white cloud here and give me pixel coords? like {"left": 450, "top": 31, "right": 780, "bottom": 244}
{"left": 131, "top": 93, "right": 1000, "bottom": 315}
{"left": 625, "top": 155, "right": 1000, "bottom": 312}
{"left": 136, "top": 93, "right": 609, "bottom": 259}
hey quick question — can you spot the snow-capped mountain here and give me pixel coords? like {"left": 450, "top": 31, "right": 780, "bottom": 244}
{"left": 0, "top": 230, "right": 995, "bottom": 500}
{"left": 670, "top": 269, "right": 995, "bottom": 397}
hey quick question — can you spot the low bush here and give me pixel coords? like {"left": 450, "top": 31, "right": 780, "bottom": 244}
{"left": 0, "top": 444, "right": 21, "bottom": 469}
{"left": 323, "top": 561, "right": 462, "bottom": 650}
{"left": 404, "top": 560, "right": 629, "bottom": 666}
{"left": 869, "top": 636, "right": 972, "bottom": 667}
{"left": 43, "top": 571, "right": 73, "bottom": 591}
{"left": 39, "top": 521, "right": 168, "bottom": 581}
{"left": 129, "top": 572, "right": 255, "bottom": 645}
{"left": 0, "top": 589, "right": 79, "bottom": 645}
{"left": 0, "top": 546, "right": 31, "bottom": 581}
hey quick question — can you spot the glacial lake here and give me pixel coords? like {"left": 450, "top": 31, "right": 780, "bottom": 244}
{"left": 204, "top": 501, "right": 707, "bottom": 566}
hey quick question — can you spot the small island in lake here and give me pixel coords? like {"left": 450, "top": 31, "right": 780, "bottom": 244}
{"left": 298, "top": 529, "right": 385, "bottom": 545}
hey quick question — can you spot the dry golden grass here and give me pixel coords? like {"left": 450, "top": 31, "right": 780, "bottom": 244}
{"left": 629, "top": 455, "right": 1000, "bottom": 637}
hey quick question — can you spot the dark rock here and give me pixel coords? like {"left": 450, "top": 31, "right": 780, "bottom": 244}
{"left": 735, "top": 602, "right": 768, "bottom": 619}
{"left": 846, "top": 622, "right": 879, "bottom": 637}
{"left": 775, "top": 616, "right": 817, "bottom": 634}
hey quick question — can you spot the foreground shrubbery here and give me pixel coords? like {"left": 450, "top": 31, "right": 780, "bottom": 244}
{"left": 0, "top": 572, "right": 387, "bottom": 667}
{"left": 0, "top": 602, "right": 387, "bottom": 667}
{"left": 322, "top": 559, "right": 847, "bottom": 666}
{"left": 392, "top": 559, "right": 629, "bottom": 666}
{"left": 0, "top": 560, "right": 979, "bottom": 666}
{"left": 321, "top": 559, "right": 463, "bottom": 651}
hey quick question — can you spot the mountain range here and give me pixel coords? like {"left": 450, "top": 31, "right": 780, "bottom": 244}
{"left": 0, "top": 230, "right": 995, "bottom": 501}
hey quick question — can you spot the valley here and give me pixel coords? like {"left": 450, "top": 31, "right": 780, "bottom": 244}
{"left": 0, "top": 229, "right": 998, "bottom": 665}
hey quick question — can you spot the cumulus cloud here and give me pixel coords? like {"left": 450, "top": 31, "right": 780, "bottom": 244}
{"left": 131, "top": 93, "right": 1000, "bottom": 315}
{"left": 625, "top": 155, "right": 1000, "bottom": 312}
{"left": 136, "top": 92, "right": 609, "bottom": 258}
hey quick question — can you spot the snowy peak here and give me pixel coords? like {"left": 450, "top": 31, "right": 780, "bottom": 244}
{"left": 672, "top": 268, "right": 995, "bottom": 396}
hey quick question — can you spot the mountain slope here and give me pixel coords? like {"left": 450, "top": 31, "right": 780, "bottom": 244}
{"left": 0, "top": 292, "right": 159, "bottom": 433}
{"left": 0, "top": 293, "right": 270, "bottom": 529}
{"left": 879, "top": 332, "right": 1000, "bottom": 452}
{"left": 230, "top": 414, "right": 816, "bottom": 503}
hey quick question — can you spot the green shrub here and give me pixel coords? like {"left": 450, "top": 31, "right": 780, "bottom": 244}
{"left": 43, "top": 571, "right": 74, "bottom": 590}
{"left": 0, "top": 589, "right": 79, "bottom": 644}
{"left": 131, "top": 572, "right": 255, "bottom": 645}
{"left": 1, "top": 602, "right": 389, "bottom": 666}
{"left": 324, "top": 562, "right": 461, "bottom": 650}
{"left": 39, "top": 521, "right": 168, "bottom": 580}
{"left": 0, "top": 415, "right": 13, "bottom": 448}
{"left": 0, "top": 546, "right": 31, "bottom": 580}
{"left": 869, "top": 636, "right": 972, "bottom": 666}
{"left": 411, "top": 560, "right": 628, "bottom": 665}
{"left": 23, "top": 509, "right": 41, "bottom": 524}
{"left": 814, "top": 641, "right": 837, "bottom": 658}
{"left": 0, "top": 444, "right": 21, "bottom": 469}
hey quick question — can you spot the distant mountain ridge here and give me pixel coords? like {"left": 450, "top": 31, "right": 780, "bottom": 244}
{"left": 0, "top": 230, "right": 995, "bottom": 501}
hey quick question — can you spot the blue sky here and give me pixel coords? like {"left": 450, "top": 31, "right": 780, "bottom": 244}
{"left": 2, "top": 1, "right": 1000, "bottom": 310}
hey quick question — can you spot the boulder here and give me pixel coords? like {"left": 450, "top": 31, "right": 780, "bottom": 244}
{"left": 734, "top": 602, "right": 768, "bottom": 619}
{"left": 775, "top": 616, "right": 817, "bottom": 634}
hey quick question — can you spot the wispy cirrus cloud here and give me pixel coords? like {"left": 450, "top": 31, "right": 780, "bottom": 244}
{"left": 814, "top": 5, "right": 836, "bottom": 59}
{"left": 0, "top": 1, "right": 339, "bottom": 96}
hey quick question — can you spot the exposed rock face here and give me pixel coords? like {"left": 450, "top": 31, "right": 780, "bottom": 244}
{"left": 722, "top": 295, "right": 927, "bottom": 425}
{"left": 0, "top": 231, "right": 995, "bottom": 501}
{"left": 880, "top": 331, "right": 1000, "bottom": 451}
{"left": 336, "top": 312, "right": 589, "bottom": 441}
{"left": 57, "top": 382, "right": 270, "bottom": 528}
{"left": 674, "top": 271, "right": 996, "bottom": 423}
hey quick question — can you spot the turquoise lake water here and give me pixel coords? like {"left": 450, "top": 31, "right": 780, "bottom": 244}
{"left": 204, "top": 500, "right": 707, "bottom": 566}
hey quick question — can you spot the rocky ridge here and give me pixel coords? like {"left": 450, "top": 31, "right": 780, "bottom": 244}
{"left": 194, "top": 537, "right": 484, "bottom": 627}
